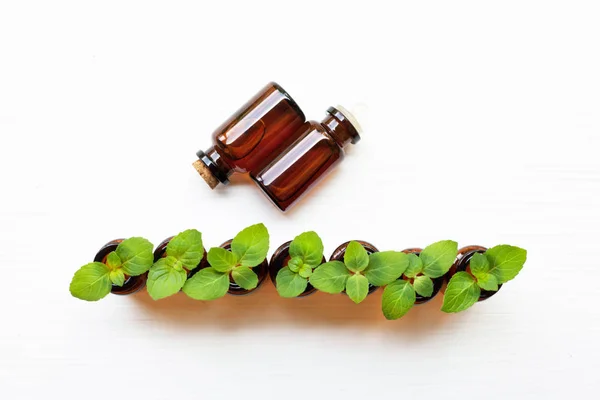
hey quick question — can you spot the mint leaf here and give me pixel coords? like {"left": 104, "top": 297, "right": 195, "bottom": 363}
{"left": 69, "top": 262, "right": 112, "bottom": 301}
{"left": 486, "top": 245, "right": 527, "bottom": 284}
{"left": 289, "top": 231, "right": 324, "bottom": 267}
{"left": 364, "top": 251, "right": 408, "bottom": 286}
{"left": 106, "top": 251, "right": 122, "bottom": 269}
{"left": 420, "top": 240, "right": 458, "bottom": 278}
{"left": 147, "top": 257, "right": 187, "bottom": 300}
{"left": 476, "top": 273, "right": 499, "bottom": 291}
{"left": 469, "top": 253, "right": 498, "bottom": 290}
{"left": 288, "top": 256, "right": 303, "bottom": 273}
{"left": 166, "top": 229, "right": 204, "bottom": 269}
{"left": 116, "top": 237, "right": 154, "bottom": 276}
{"left": 182, "top": 267, "right": 229, "bottom": 300}
{"left": 109, "top": 268, "right": 125, "bottom": 287}
{"left": 470, "top": 253, "right": 491, "bottom": 278}
{"left": 441, "top": 272, "right": 481, "bottom": 313}
{"left": 413, "top": 275, "right": 434, "bottom": 297}
{"left": 276, "top": 267, "right": 308, "bottom": 298}
{"left": 404, "top": 253, "right": 423, "bottom": 278}
{"left": 309, "top": 261, "right": 350, "bottom": 294}
{"left": 231, "top": 223, "right": 269, "bottom": 267}
{"left": 346, "top": 274, "right": 369, "bottom": 304}
{"left": 207, "top": 247, "right": 238, "bottom": 272}
{"left": 381, "top": 280, "right": 416, "bottom": 320}
{"left": 232, "top": 266, "right": 259, "bottom": 290}
{"left": 298, "top": 264, "right": 312, "bottom": 278}
{"left": 344, "top": 241, "right": 370, "bottom": 272}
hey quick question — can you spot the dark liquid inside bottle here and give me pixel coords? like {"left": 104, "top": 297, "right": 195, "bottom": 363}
{"left": 94, "top": 239, "right": 147, "bottom": 296}
{"left": 194, "top": 82, "right": 306, "bottom": 187}
{"left": 330, "top": 240, "right": 379, "bottom": 295}
{"left": 252, "top": 107, "right": 360, "bottom": 211}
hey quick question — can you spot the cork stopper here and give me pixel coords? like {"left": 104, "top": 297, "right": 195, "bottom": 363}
{"left": 192, "top": 159, "right": 219, "bottom": 189}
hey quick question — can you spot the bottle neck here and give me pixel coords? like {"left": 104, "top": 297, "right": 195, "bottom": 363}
{"left": 193, "top": 146, "right": 234, "bottom": 188}
{"left": 320, "top": 107, "right": 361, "bottom": 148}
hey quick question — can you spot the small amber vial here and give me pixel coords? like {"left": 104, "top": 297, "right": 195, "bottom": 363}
{"left": 193, "top": 82, "right": 306, "bottom": 188}
{"left": 251, "top": 106, "right": 361, "bottom": 211}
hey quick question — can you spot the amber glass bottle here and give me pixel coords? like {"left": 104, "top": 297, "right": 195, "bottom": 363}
{"left": 218, "top": 239, "right": 269, "bottom": 296}
{"left": 269, "top": 240, "right": 326, "bottom": 298}
{"left": 330, "top": 240, "right": 379, "bottom": 296}
{"left": 154, "top": 236, "right": 208, "bottom": 280}
{"left": 94, "top": 239, "right": 147, "bottom": 295}
{"left": 193, "top": 82, "right": 306, "bottom": 188}
{"left": 251, "top": 106, "right": 361, "bottom": 211}
{"left": 446, "top": 245, "right": 502, "bottom": 301}
{"left": 400, "top": 248, "right": 444, "bottom": 305}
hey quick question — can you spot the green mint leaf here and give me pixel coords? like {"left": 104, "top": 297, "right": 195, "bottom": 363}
{"left": 298, "top": 264, "right": 312, "bottom": 278}
{"left": 106, "top": 251, "right": 122, "bottom": 269}
{"left": 404, "top": 253, "right": 423, "bottom": 278}
{"left": 469, "top": 253, "right": 499, "bottom": 290}
{"left": 413, "top": 275, "right": 434, "bottom": 297}
{"left": 289, "top": 231, "right": 324, "bottom": 267}
{"left": 207, "top": 247, "right": 238, "bottom": 272}
{"left": 109, "top": 268, "right": 125, "bottom": 287}
{"left": 364, "top": 251, "right": 408, "bottom": 286}
{"left": 182, "top": 267, "right": 229, "bottom": 300}
{"left": 441, "top": 272, "right": 481, "bottom": 313}
{"left": 69, "top": 262, "right": 112, "bottom": 301}
{"left": 232, "top": 266, "right": 259, "bottom": 290}
{"left": 288, "top": 256, "right": 303, "bottom": 273}
{"left": 276, "top": 267, "right": 308, "bottom": 298}
{"left": 485, "top": 245, "right": 527, "bottom": 284}
{"left": 344, "top": 241, "right": 370, "bottom": 272}
{"left": 346, "top": 274, "right": 369, "bottom": 304}
{"left": 231, "top": 223, "right": 269, "bottom": 267}
{"left": 470, "top": 253, "right": 491, "bottom": 278}
{"left": 420, "top": 240, "right": 458, "bottom": 278}
{"left": 147, "top": 257, "right": 187, "bottom": 300}
{"left": 166, "top": 229, "right": 204, "bottom": 269}
{"left": 309, "top": 261, "right": 350, "bottom": 294}
{"left": 172, "top": 259, "right": 184, "bottom": 271}
{"left": 116, "top": 237, "right": 154, "bottom": 276}
{"left": 476, "top": 273, "right": 499, "bottom": 291}
{"left": 381, "top": 280, "right": 416, "bottom": 320}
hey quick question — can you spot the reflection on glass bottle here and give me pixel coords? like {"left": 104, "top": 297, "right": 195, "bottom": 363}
{"left": 193, "top": 82, "right": 306, "bottom": 188}
{"left": 251, "top": 106, "right": 361, "bottom": 211}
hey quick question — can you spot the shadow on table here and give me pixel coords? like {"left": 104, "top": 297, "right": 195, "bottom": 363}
{"left": 131, "top": 283, "right": 458, "bottom": 340}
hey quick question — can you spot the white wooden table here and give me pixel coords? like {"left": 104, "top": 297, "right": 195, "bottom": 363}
{"left": 1, "top": 1, "right": 598, "bottom": 399}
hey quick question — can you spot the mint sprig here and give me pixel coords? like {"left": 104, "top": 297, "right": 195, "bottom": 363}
{"left": 70, "top": 237, "right": 154, "bottom": 301}
{"left": 381, "top": 241, "right": 457, "bottom": 320}
{"left": 310, "top": 241, "right": 407, "bottom": 304}
{"left": 441, "top": 245, "right": 527, "bottom": 313}
{"left": 147, "top": 229, "right": 204, "bottom": 300}
{"left": 276, "top": 231, "right": 324, "bottom": 298}
{"left": 116, "top": 237, "right": 154, "bottom": 276}
{"left": 183, "top": 224, "right": 269, "bottom": 300}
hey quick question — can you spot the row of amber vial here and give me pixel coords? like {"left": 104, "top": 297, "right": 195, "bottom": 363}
{"left": 192, "top": 82, "right": 361, "bottom": 211}
{"left": 97, "top": 239, "right": 500, "bottom": 304}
